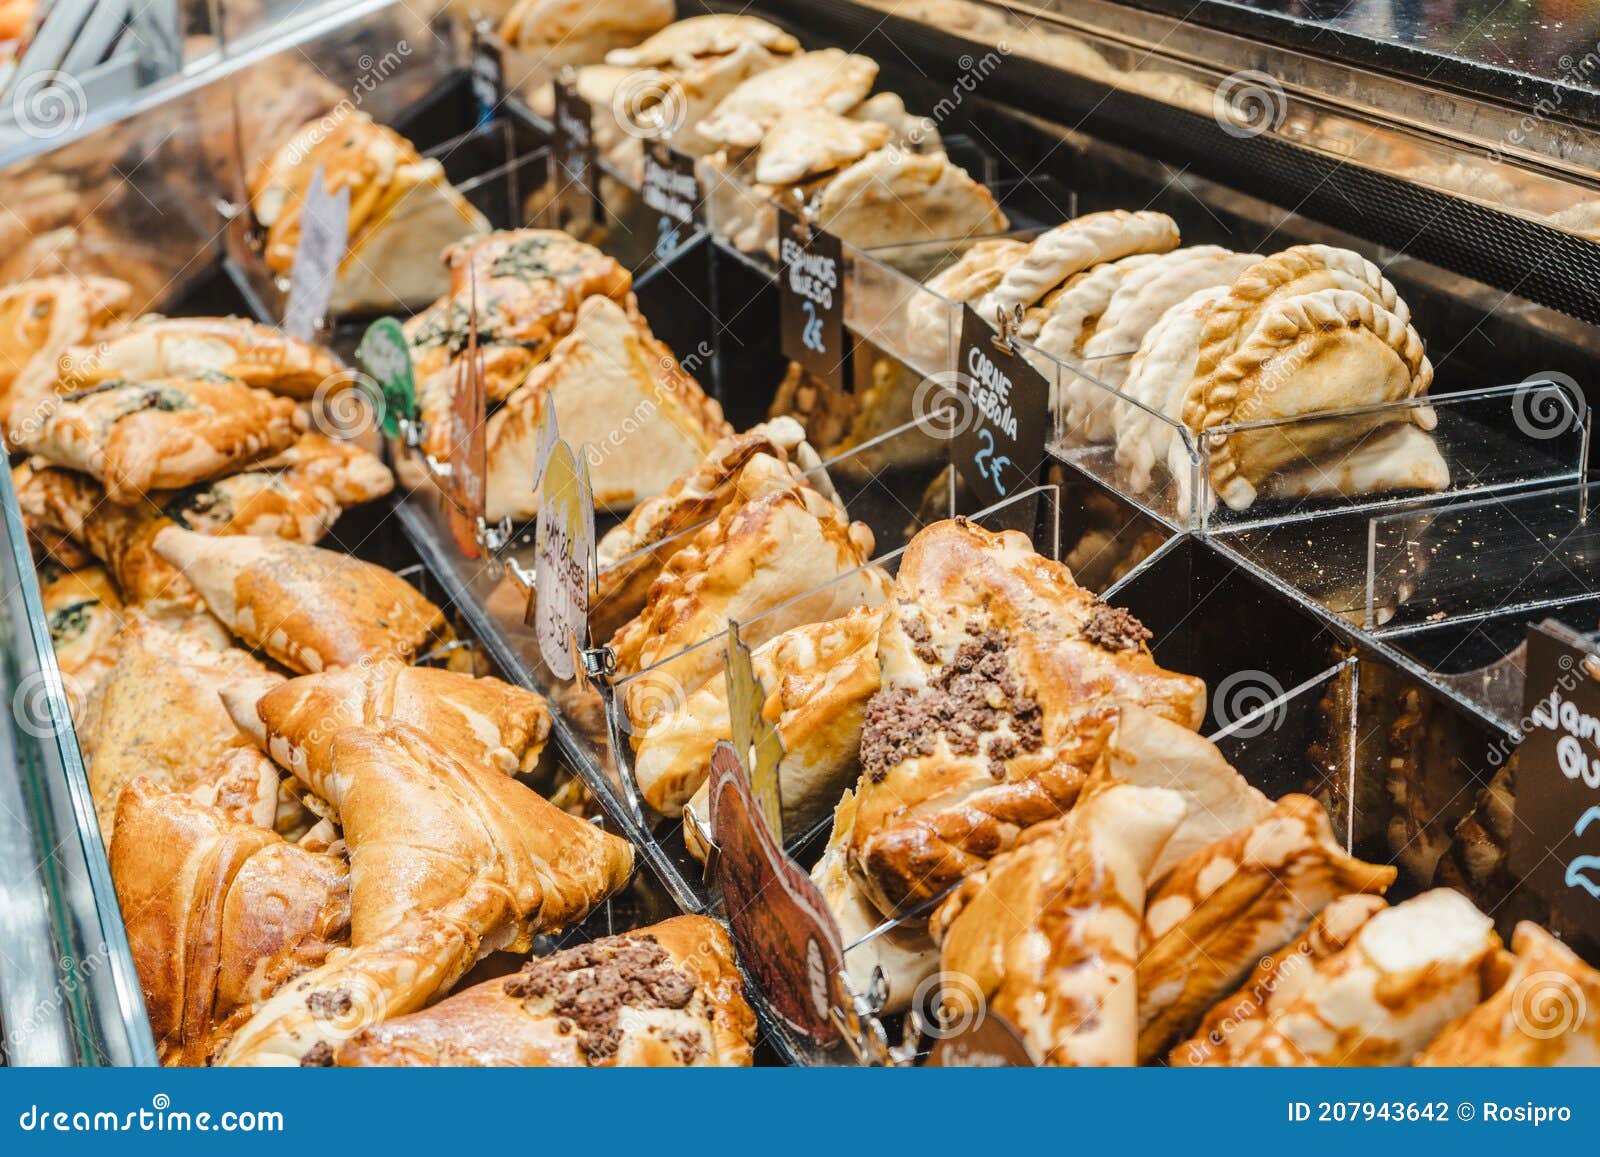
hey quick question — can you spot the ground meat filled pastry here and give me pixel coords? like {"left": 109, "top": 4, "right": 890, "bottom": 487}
{"left": 637, "top": 606, "right": 885, "bottom": 830}
{"left": 218, "top": 725, "right": 634, "bottom": 1065}
{"left": 152, "top": 528, "right": 448, "bottom": 673}
{"left": 848, "top": 519, "right": 1206, "bottom": 914}
{"left": 111, "top": 779, "right": 350, "bottom": 1066}
{"left": 337, "top": 916, "right": 754, "bottom": 1067}
{"left": 611, "top": 483, "right": 888, "bottom": 733}
{"left": 1169, "top": 894, "right": 1387, "bottom": 1066}
{"left": 224, "top": 660, "right": 551, "bottom": 784}
{"left": 14, "top": 378, "right": 301, "bottom": 505}
{"left": 483, "top": 295, "right": 729, "bottom": 519}
{"left": 975, "top": 211, "right": 1181, "bottom": 321}
{"left": 1416, "top": 922, "right": 1600, "bottom": 1066}
{"left": 1136, "top": 794, "right": 1397, "bottom": 1061}
{"left": 57, "top": 316, "right": 342, "bottom": 399}
{"left": 592, "top": 417, "right": 828, "bottom": 639}
{"left": 606, "top": 14, "right": 799, "bottom": 66}
{"left": 696, "top": 49, "right": 878, "bottom": 149}
{"left": 78, "top": 612, "right": 285, "bottom": 839}
{"left": 1228, "top": 888, "right": 1503, "bottom": 1065}
{"left": 932, "top": 779, "right": 1187, "bottom": 1066}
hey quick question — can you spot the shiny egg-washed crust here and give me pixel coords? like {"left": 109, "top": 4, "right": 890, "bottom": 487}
{"left": 1168, "top": 894, "right": 1388, "bottom": 1066}
{"left": 1228, "top": 888, "right": 1503, "bottom": 1066}
{"left": 638, "top": 605, "right": 885, "bottom": 826}
{"left": 217, "top": 725, "right": 634, "bottom": 1066}
{"left": 336, "top": 916, "right": 755, "bottom": 1067}
{"left": 482, "top": 295, "right": 730, "bottom": 520}
{"left": 15, "top": 377, "right": 301, "bottom": 505}
{"left": 152, "top": 527, "right": 448, "bottom": 674}
{"left": 224, "top": 661, "right": 552, "bottom": 787}
{"left": 605, "top": 14, "right": 799, "bottom": 66}
{"left": 110, "top": 779, "right": 350, "bottom": 1067}
{"left": 613, "top": 483, "right": 887, "bottom": 729}
{"left": 15, "top": 435, "right": 392, "bottom": 607}
{"left": 847, "top": 519, "right": 1206, "bottom": 915}
{"left": 79, "top": 612, "right": 284, "bottom": 839}
{"left": 1188, "top": 244, "right": 1409, "bottom": 391}
{"left": 977, "top": 210, "right": 1181, "bottom": 320}
{"left": 37, "top": 561, "right": 123, "bottom": 697}
{"left": 932, "top": 778, "right": 1187, "bottom": 1066}
{"left": 593, "top": 418, "right": 823, "bottom": 642}
{"left": 1182, "top": 288, "right": 1433, "bottom": 511}
{"left": 57, "top": 316, "right": 342, "bottom": 399}
{"left": 1416, "top": 922, "right": 1600, "bottom": 1065}
{"left": 696, "top": 49, "right": 878, "bottom": 149}
{"left": 1135, "top": 794, "right": 1397, "bottom": 1061}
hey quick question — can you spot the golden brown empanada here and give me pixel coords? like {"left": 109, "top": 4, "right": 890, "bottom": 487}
{"left": 756, "top": 107, "right": 892, "bottom": 186}
{"left": 606, "top": 14, "right": 799, "bottom": 66}
{"left": 696, "top": 49, "right": 878, "bottom": 149}
{"left": 813, "top": 149, "right": 1008, "bottom": 250}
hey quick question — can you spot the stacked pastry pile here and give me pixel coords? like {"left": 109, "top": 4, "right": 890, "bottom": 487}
{"left": 249, "top": 111, "right": 491, "bottom": 314}
{"left": 923, "top": 210, "right": 1448, "bottom": 512}
{"left": 515, "top": 14, "right": 1007, "bottom": 251}
{"left": 9, "top": 314, "right": 756, "bottom": 1068}
{"left": 401, "top": 226, "right": 731, "bottom": 520}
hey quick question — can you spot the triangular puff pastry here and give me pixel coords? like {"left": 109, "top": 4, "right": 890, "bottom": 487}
{"left": 336, "top": 915, "right": 755, "bottom": 1067}
{"left": 224, "top": 661, "right": 552, "bottom": 786}
{"left": 15, "top": 378, "right": 301, "bottom": 505}
{"left": 848, "top": 519, "right": 1206, "bottom": 915}
{"left": 58, "top": 316, "right": 342, "bottom": 399}
{"left": 153, "top": 527, "right": 448, "bottom": 673}
{"left": 484, "top": 295, "right": 730, "bottom": 520}
{"left": 1180, "top": 287, "right": 1433, "bottom": 510}
{"left": 932, "top": 779, "right": 1188, "bottom": 1066}
{"left": 976, "top": 210, "right": 1180, "bottom": 320}
{"left": 640, "top": 606, "right": 885, "bottom": 830}
{"left": 1135, "top": 794, "right": 1397, "bottom": 1061}
{"left": 1227, "top": 888, "right": 1502, "bottom": 1065}
{"left": 1416, "top": 922, "right": 1600, "bottom": 1065}
{"left": 695, "top": 49, "right": 878, "bottom": 149}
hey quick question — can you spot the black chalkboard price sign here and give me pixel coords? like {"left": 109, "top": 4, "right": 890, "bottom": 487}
{"left": 552, "top": 79, "right": 600, "bottom": 229}
{"left": 641, "top": 141, "right": 700, "bottom": 261}
{"left": 777, "top": 206, "right": 845, "bottom": 390}
{"left": 952, "top": 304, "right": 1050, "bottom": 507}
{"left": 1511, "top": 618, "right": 1600, "bottom": 938}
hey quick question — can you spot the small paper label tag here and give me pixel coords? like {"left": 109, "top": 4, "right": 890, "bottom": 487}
{"left": 282, "top": 166, "right": 349, "bottom": 340}
{"left": 777, "top": 206, "right": 845, "bottom": 389}
{"left": 470, "top": 21, "right": 504, "bottom": 123}
{"left": 356, "top": 317, "right": 416, "bottom": 438}
{"left": 708, "top": 739, "right": 846, "bottom": 1046}
{"left": 953, "top": 304, "right": 1050, "bottom": 508}
{"left": 642, "top": 141, "right": 700, "bottom": 261}
{"left": 924, "top": 1011, "right": 1037, "bottom": 1067}
{"left": 532, "top": 436, "right": 594, "bottom": 681}
{"left": 1511, "top": 619, "right": 1600, "bottom": 938}
{"left": 552, "top": 79, "right": 599, "bottom": 230}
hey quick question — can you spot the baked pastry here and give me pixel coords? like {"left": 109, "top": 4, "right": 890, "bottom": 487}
{"left": 645, "top": 39, "right": 788, "bottom": 158}
{"left": 756, "top": 108, "right": 892, "bottom": 187}
{"left": 931, "top": 778, "right": 1188, "bottom": 1065}
{"left": 976, "top": 211, "right": 1181, "bottom": 320}
{"left": 38, "top": 561, "right": 124, "bottom": 701}
{"left": 111, "top": 779, "right": 350, "bottom": 1066}
{"left": 849, "top": 519, "right": 1206, "bottom": 914}
{"left": 593, "top": 417, "right": 829, "bottom": 641}
{"left": 611, "top": 483, "right": 888, "bottom": 731}
{"left": 152, "top": 528, "right": 448, "bottom": 673}
{"left": 250, "top": 111, "right": 489, "bottom": 313}
{"left": 696, "top": 49, "right": 878, "bottom": 149}
{"left": 1082, "top": 248, "right": 1255, "bottom": 382}
{"left": 57, "top": 316, "right": 342, "bottom": 400}
{"left": 1136, "top": 794, "right": 1397, "bottom": 1061}
{"left": 1416, "top": 922, "right": 1600, "bottom": 1065}
{"left": 812, "top": 149, "right": 1009, "bottom": 250}
{"left": 337, "top": 916, "right": 755, "bottom": 1066}
{"left": 1169, "top": 894, "right": 1387, "bottom": 1066}
{"left": 410, "top": 229, "right": 633, "bottom": 410}
{"left": 483, "top": 295, "right": 729, "bottom": 519}
{"left": 1259, "top": 422, "right": 1449, "bottom": 501}
{"left": 224, "top": 661, "right": 552, "bottom": 784}
{"left": 13, "top": 377, "right": 301, "bottom": 504}
{"left": 605, "top": 14, "right": 799, "bottom": 66}
{"left": 1027, "top": 253, "right": 1160, "bottom": 348}
{"left": 217, "top": 725, "right": 634, "bottom": 1065}
{"left": 78, "top": 611, "right": 284, "bottom": 838}
{"left": 1227, "top": 888, "right": 1503, "bottom": 1065}
{"left": 499, "top": 0, "right": 673, "bottom": 70}
{"left": 0, "top": 275, "right": 131, "bottom": 431}
{"left": 637, "top": 606, "right": 885, "bottom": 831}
